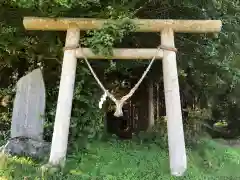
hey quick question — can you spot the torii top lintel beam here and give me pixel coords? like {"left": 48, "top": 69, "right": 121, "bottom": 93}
{"left": 23, "top": 17, "right": 222, "bottom": 33}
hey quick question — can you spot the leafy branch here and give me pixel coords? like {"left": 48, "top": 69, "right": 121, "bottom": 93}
{"left": 82, "top": 17, "right": 136, "bottom": 57}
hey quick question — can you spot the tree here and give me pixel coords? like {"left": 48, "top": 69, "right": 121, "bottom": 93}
{"left": 0, "top": 0, "right": 240, "bottom": 144}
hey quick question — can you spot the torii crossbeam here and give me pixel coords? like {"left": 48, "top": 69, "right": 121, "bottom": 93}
{"left": 23, "top": 17, "right": 222, "bottom": 176}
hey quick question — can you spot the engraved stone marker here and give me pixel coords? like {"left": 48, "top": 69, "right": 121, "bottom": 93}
{"left": 10, "top": 68, "right": 45, "bottom": 140}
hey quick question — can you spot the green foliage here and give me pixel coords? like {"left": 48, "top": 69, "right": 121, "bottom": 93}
{"left": 83, "top": 17, "right": 136, "bottom": 56}
{"left": 135, "top": 116, "right": 169, "bottom": 149}
{"left": 1, "top": 139, "right": 240, "bottom": 179}
{"left": 0, "top": 87, "right": 14, "bottom": 140}
{"left": 69, "top": 65, "right": 105, "bottom": 149}
{"left": 0, "top": 0, "right": 137, "bottom": 145}
{"left": 193, "top": 138, "right": 240, "bottom": 176}
{"left": 43, "top": 65, "right": 105, "bottom": 148}
{"left": 184, "top": 108, "right": 212, "bottom": 145}
{"left": 0, "top": 1, "right": 240, "bottom": 178}
{"left": 8, "top": 0, "right": 101, "bottom": 11}
{"left": 0, "top": 0, "right": 240, "bottom": 146}
{"left": 136, "top": 108, "right": 211, "bottom": 148}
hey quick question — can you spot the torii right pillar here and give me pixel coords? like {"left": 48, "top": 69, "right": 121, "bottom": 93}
{"left": 161, "top": 28, "right": 187, "bottom": 176}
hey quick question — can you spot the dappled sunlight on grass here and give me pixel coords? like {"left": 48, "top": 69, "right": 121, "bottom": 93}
{"left": 0, "top": 139, "right": 240, "bottom": 179}
{"left": 9, "top": 156, "right": 36, "bottom": 165}
{"left": 0, "top": 177, "right": 8, "bottom": 180}
{"left": 69, "top": 169, "right": 84, "bottom": 175}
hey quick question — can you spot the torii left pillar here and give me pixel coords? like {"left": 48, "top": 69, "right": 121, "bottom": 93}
{"left": 49, "top": 26, "right": 80, "bottom": 166}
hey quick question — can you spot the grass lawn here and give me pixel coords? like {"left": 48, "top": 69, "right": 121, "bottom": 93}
{"left": 0, "top": 138, "right": 240, "bottom": 180}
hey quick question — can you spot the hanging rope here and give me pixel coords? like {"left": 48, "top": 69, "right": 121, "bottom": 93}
{"left": 79, "top": 46, "right": 161, "bottom": 117}
{"left": 64, "top": 44, "right": 177, "bottom": 117}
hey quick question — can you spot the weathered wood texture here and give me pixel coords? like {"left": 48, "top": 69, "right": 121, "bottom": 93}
{"left": 23, "top": 17, "right": 222, "bottom": 33}
{"left": 76, "top": 48, "right": 163, "bottom": 60}
{"left": 49, "top": 28, "right": 80, "bottom": 166}
{"left": 161, "top": 28, "right": 187, "bottom": 176}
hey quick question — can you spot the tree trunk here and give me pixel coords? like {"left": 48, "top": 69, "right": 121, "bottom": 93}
{"left": 148, "top": 80, "right": 154, "bottom": 129}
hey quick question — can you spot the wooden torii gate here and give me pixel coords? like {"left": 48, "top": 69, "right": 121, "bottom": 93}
{"left": 23, "top": 17, "right": 222, "bottom": 176}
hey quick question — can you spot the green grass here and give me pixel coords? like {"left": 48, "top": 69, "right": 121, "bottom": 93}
{"left": 0, "top": 138, "right": 240, "bottom": 180}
